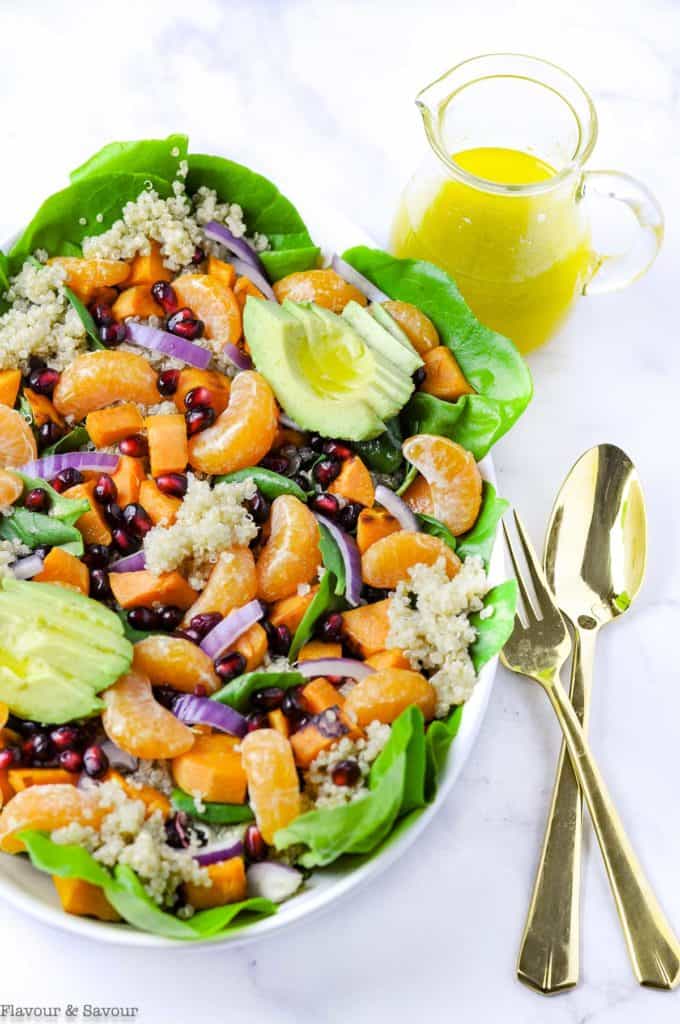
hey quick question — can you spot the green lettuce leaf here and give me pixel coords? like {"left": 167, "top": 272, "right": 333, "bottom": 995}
{"left": 416, "top": 513, "right": 457, "bottom": 552}
{"left": 70, "top": 134, "right": 188, "bottom": 185}
{"left": 318, "top": 522, "right": 346, "bottom": 596}
{"left": 216, "top": 467, "right": 306, "bottom": 502}
{"left": 171, "top": 789, "right": 254, "bottom": 825}
{"left": 456, "top": 482, "right": 509, "bottom": 568}
{"left": 470, "top": 580, "right": 518, "bottom": 672}
{"left": 41, "top": 425, "right": 90, "bottom": 456}
{"left": 288, "top": 569, "right": 344, "bottom": 660}
{"left": 370, "top": 706, "right": 427, "bottom": 815}
{"left": 15, "top": 472, "right": 90, "bottom": 526}
{"left": 213, "top": 670, "right": 304, "bottom": 713}
{"left": 342, "top": 247, "right": 532, "bottom": 459}
{"left": 186, "top": 154, "right": 318, "bottom": 280}
{"left": 424, "top": 706, "right": 464, "bottom": 798}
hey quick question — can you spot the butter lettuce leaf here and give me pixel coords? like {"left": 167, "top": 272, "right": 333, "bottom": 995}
{"left": 70, "top": 134, "right": 188, "bottom": 185}
{"left": 342, "top": 247, "right": 532, "bottom": 459}
{"left": 456, "top": 482, "right": 509, "bottom": 568}
{"left": 470, "top": 580, "right": 518, "bottom": 672}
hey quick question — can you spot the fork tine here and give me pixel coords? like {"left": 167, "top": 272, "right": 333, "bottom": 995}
{"left": 502, "top": 520, "right": 538, "bottom": 623}
{"left": 511, "top": 510, "right": 554, "bottom": 617}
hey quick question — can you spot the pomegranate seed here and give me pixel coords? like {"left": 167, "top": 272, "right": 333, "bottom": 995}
{"left": 59, "top": 749, "right": 83, "bottom": 773}
{"left": 157, "top": 605, "right": 183, "bottom": 631}
{"left": 103, "top": 502, "right": 125, "bottom": 527}
{"left": 244, "top": 824, "right": 268, "bottom": 862}
{"left": 151, "top": 281, "right": 178, "bottom": 314}
{"left": 193, "top": 683, "right": 208, "bottom": 698}
{"left": 214, "top": 652, "right": 246, "bottom": 682}
{"left": 155, "top": 472, "right": 187, "bottom": 498}
{"left": 191, "top": 246, "right": 205, "bottom": 265}
{"left": 123, "top": 503, "right": 153, "bottom": 537}
{"left": 24, "top": 487, "right": 49, "bottom": 513}
{"left": 310, "top": 492, "right": 340, "bottom": 518}
{"left": 259, "top": 453, "right": 289, "bottom": 475}
{"left": 323, "top": 440, "right": 352, "bottom": 461}
{"left": 28, "top": 366, "right": 60, "bottom": 396}
{"left": 338, "top": 501, "right": 361, "bottom": 532}
{"left": 50, "top": 726, "right": 80, "bottom": 751}
{"left": 22, "top": 733, "right": 52, "bottom": 763}
{"left": 309, "top": 434, "right": 325, "bottom": 452}
{"left": 281, "top": 687, "right": 306, "bottom": 721}
{"left": 171, "top": 317, "right": 204, "bottom": 342}
{"left": 52, "top": 467, "right": 83, "bottom": 492}
{"left": 412, "top": 366, "right": 426, "bottom": 388}
{"left": 83, "top": 744, "right": 109, "bottom": 778}
{"left": 189, "top": 612, "right": 222, "bottom": 637}
{"left": 331, "top": 758, "right": 361, "bottom": 787}
{"left": 251, "top": 687, "right": 285, "bottom": 711}
{"left": 154, "top": 686, "right": 179, "bottom": 709}
{"left": 246, "top": 711, "right": 269, "bottom": 732}
{"left": 111, "top": 527, "right": 138, "bottom": 554}
{"left": 89, "top": 568, "right": 112, "bottom": 602}
{"left": 185, "top": 406, "right": 215, "bottom": 436}
{"left": 318, "top": 612, "right": 344, "bottom": 642}
{"left": 38, "top": 422, "right": 63, "bottom": 450}
{"left": 263, "top": 620, "right": 291, "bottom": 656}
{"left": 0, "top": 748, "right": 19, "bottom": 770}
{"left": 93, "top": 473, "right": 117, "bottom": 504}
{"left": 99, "top": 322, "right": 128, "bottom": 346}
{"left": 184, "top": 386, "right": 212, "bottom": 410}
{"left": 291, "top": 714, "right": 309, "bottom": 733}
{"left": 119, "top": 434, "right": 148, "bottom": 458}
{"left": 90, "top": 302, "right": 115, "bottom": 326}
{"left": 82, "top": 543, "right": 110, "bottom": 570}
{"left": 313, "top": 459, "right": 341, "bottom": 488}
{"left": 157, "top": 368, "right": 180, "bottom": 396}
{"left": 244, "top": 490, "right": 270, "bottom": 524}
{"left": 174, "top": 627, "right": 202, "bottom": 645}
{"left": 128, "top": 606, "right": 160, "bottom": 632}
{"left": 28, "top": 356, "right": 47, "bottom": 372}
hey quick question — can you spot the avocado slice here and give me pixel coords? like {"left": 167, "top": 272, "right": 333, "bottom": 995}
{"left": 0, "top": 578, "right": 132, "bottom": 723}
{"left": 342, "top": 301, "right": 424, "bottom": 376}
{"left": 370, "top": 302, "right": 421, "bottom": 359}
{"left": 244, "top": 298, "right": 414, "bottom": 441}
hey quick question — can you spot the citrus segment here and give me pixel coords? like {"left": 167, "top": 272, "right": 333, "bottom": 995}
{"left": 181, "top": 548, "right": 257, "bottom": 626}
{"left": 344, "top": 668, "right": 436, "bottom": 726}
{"left": 256, "top": 495, "right": 322, "bottom": 603}
{"left": 381, "top": 300, "right": 439, "bottom": 354}
{"left": 102, "top": 670, "right": 195, "bottom": 759}
{"left": 172, "top": 273, "right": 242, "bottom": 347}
{"left": 240, "top": 729, "right": 301, "bottom": 843}
{"left": 402, "top": 435, "right": 482, "bottom": 535}
{"left": 133, "top": 636, "right": 220, "bottom": 695}
{"left": 0, "top": 406, "right": 37, "bottom": 468}
{"left": 53, "top": 350, "right": 160, "bottom": 420}
{"left": 273, "top": 269, "right": 368, "bottom": 312}
{"left": 0, "top": 785, "right": 106, "bottom": 854}
{"left": 0, "top": 469, "right": 23, "bottom": 506}
{"left": 361, "top": 531, "right": 460, "bottom": 588}
{"left": 188, "top": 371, "right": 278, "bottom": 476}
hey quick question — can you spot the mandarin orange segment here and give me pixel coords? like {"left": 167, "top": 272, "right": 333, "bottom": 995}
{"left": 47, "top": 257, "right": 130, "bottom": 303}
{"left": 256, "top": 495, "right": 322, "bottom": 603}
{"left": 172, "top": 273, "right": 242, "bottom": 346}
{"left": 402, "top": 435, "right": 482, "bottom": 536}
{"left": 188, "top": 371, "right": 278, "bottom": 476}
{"left": 102, "top": 669, "right": 195, "bottom": 759}
{"left": 421, "top": 347, "right": 474, "bottom": 401}
{"left": 381, "top": 300, "right": 439, "bottom": 354}
{"left": 181, "top": 547, "right": 257, "bottom": 626}
{"left": 273, "top": 269, "right": 368, "bottom": 313}
{"left": 0, "top": 469, "right": 23, "bottom": 507}
{"left": 240, "top": 729, "right": 301, "bottom": 843}
{"left": 53, "top": 350, "right": 160, "bottom": 420}
{"left": 0, "top": 784, "right": 107, "bottom": 854}
{"left": 343, "top": 668, "right": 436, "bottom": 726}
{"left": 401, "top": 474, "right": 433, "bottom": 516}
{"left": 207, "top": 256, "right": 236, "bottom": 289}
{"left": 133, "top": 635, "right": 220, "bottom": 695}
{"left": 361, "top": 531, "right": 461, "bottom": 589}
{"left": 0, "top": 406, "right": 37, "bottom": 468}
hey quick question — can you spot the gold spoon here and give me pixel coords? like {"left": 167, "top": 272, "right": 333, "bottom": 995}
{"left": 517, "top": 444, "right": 648, "bottom": 993}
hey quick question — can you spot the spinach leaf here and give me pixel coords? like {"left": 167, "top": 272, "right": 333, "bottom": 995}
{"left": 171, "top": 789, "right": 254, "bottom": 825}
{"left": 20, "top": 829, "right": 112, "bottom": 888}
{"left": 70, "top": 135, "right": 188, "bottom": 185}
{"left": 0, "top": 250, "right": 10, "bottom": 304}
{"left": 15, "top": 472, "right": 90, "bottom": 527}
{"left": 213, "top": 670, "right": 305, "bottom": 713}
{"left": 416, "top": 513, "right": 457, "bottom": 552}
{"left": 216, "top": 467, "right": 306, "bottom": 502}
{"left": 355, "top": 416, "right": 403, "bottom": 474}
{"left": 64, "top": 286, "right": 104, "bottom": 350}
{"left": 424, "top": 705, "right": 464, "bottom": 798}
{"left": 470, "top": 580, "right": 518, "bottom": 672}
{"left": 0, "top": 510, "right": 84, "bottom": 552}
{"left": 8, "top": 172, "right": 172, "bottom": 276}
{"left": 343, "top": 247, "right": 532, "bottom": 459}
{"left": 186, "top": 155, "right": 318, "bottom": 281}
{"left": 456, "top": 482, "right": 508, "bottom": 568}
{"left": 395, "top": 463, "right": 418, "bottom": 496}
{"left": 260, "top": 246, "right": 320, "bottom": 281}
{"left": 288, "top": 570, "right": 344, "bottom": 661}
{"left": 318, "top": 522, "right": 345, "bottom": 596}
{"left": 42, "top": 425, "right": 90, "bottom": 456}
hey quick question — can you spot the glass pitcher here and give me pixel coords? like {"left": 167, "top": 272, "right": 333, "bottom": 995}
{"left": 391, "top": 54, "right": 664, "bottom": 353}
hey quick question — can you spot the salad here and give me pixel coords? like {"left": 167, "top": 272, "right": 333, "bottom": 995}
{"left": 0, "top": 135, "right": 532, "bottom": 940}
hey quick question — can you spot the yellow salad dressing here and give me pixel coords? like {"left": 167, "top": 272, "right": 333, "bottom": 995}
{"left": 391, "top": 147, "right": 596, "bottom": 352}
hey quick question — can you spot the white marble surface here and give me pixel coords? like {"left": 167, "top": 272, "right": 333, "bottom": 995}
{"left": 1, "top": 0, "right": 679, "bottom": 1020}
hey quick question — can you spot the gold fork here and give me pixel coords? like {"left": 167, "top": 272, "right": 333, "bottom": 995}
{"left": 500, "top": 511, "right": 680, "bottom": 990}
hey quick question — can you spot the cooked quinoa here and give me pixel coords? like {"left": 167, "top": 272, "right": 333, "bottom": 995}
{"left": 143, "top": 474, "right": 258, "bottom": 589}
{"left": 387, "top": 556, "right": 487, "bottom": 716}
{"left": 306, "top": 721, "right": 391, "bottom": 809}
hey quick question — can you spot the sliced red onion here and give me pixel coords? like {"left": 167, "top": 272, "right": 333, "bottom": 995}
{"left": 222, "top": 341, "right": 252, "bottom": 371}
{"left": 331, "top": 254, "right": 388, "bottom": 303}
{"left": 294, "top": 657, "right": 372, "bottom": 681}
{"left": 126, "top": 321, "right": 211, "bottom": 369}
{"left": 194, "top": 840, "right": 244, "bottom": 867}
{"left": 279, "top": 413, "right": 302, "bottom": 430}
{"left": 247, "top": 861, "right": 303, "bottom": 903}
{"left": 172, "top": 693, "right": 247, "bottom": 738}
{"left": 11, "top": 553, "right": 45, "bottom": 580}
{"left": 109, "top": 550, "right": 146, "bottom": 573}
{"left": 228, "top": 257, "right": 277, "bottom": 302}
{"left": 100, "top": 739, "right": 139, "bottom": 774}
{"left": 200, "top": 599, "right": 263, "bottom": 660}
{"left": 314, "top": 514, "right": 362, "bottom": 607}
{"left": 375, "top": 483, "right": 419, "bottom": 532}
{"left": 20, "top": 452, "right": 119, "bottom": 479}
{"left": 202, "top": 221, "right": 265, "bottom": 275}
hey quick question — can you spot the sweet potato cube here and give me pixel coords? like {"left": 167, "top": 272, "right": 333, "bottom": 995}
{"left": 341, "top": 599, "right": 391, "bottom": 658}
{"left": 125, "top": 241, "right": 171, "bottom": 286}
{"left": 301, "top": 678, "right": 344, "bottom": 714}
{"left": 53, "top": 876, "right": 121, "bottom": 922}
{"left": 86, "top": 403, "right": 144, "bottom": 448}
{"left": 111, "top": 455, "right": 146, "bottom": 507}
{"left": 105, "top": 769, "right": 171, "bottom": 818}
{"left": 0, "top": 369, "right": 22, "bottom": 407}
{"left": 138, "top": 478, "right": 181, "bottom": 526}
{"left": 173, "top": 368, "right": 230, "bottom": 417}
{"left": 228, "top": 622, "right": 268, "bottom": 672}
{"left": 23, "top": 387, "right": 64, "bottom": 428}
{"left": 233, "top": 275, "right": 265, "bottom": 310}
{"left": 172, "top": 734, "right": 247, "bottom": 804}
{"left": 267, "top": 709, "right": 290, "bottom": 738}
{"left": 290, "top": 706, "right": 354, "bottom": 768}
{"left": 145, "top": 413, "right": 188, "bottom": 477}
{"left": 328, "top": 455, "right": 374, "bottom": 507}
{"left": 269, "top": 588, "right": 317, "bottom": 633}
{"left": 63, "top": 480, "right": 112, "bottom": 546}
{"left": 185, "top": 856, "right": 247, "bottom": 910}
{"left": 207, "top": 257, "right": 236, "bottom": 289}
{"left": 35, "top": 548, "right": 89, "bottom": 595}
{"left": 357, "top": 508, "right": 400, "bottom": 554}
{"left": 8, "top": 769, "right": 77, "bottom": 791}
{"left": 109, "top": 570, "right": 197, "bottom": 610}
{"left": 113, "top": 286, "right": 163, "bottom": 320}
{"left": 297, "top": 641, "right": 342, "bottom": 662}
{"left": 365, "top": 649, "right": 412, "bottom": 671}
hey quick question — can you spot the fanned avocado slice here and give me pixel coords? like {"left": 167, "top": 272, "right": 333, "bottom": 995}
{"left": 0, "top": 579, "right": 132, "bottom": 723}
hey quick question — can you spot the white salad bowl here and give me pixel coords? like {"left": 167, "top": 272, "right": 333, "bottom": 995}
{"left": 0, "top": 203, "right": 503, "bottom": 947}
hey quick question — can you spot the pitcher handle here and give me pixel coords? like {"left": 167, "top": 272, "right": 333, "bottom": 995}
{"left": 582, "top": 170, "right": 664, "bottom": 296}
